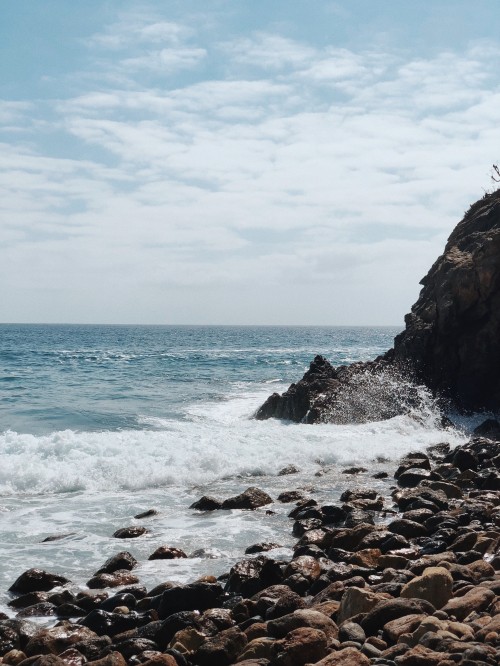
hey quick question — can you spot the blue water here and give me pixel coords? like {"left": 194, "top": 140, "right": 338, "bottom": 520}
{"left": 0, "top": 324, "right": 467, "bottom": 614}
{"left": 0, "top": 324, "right": 398, "bottom": 435}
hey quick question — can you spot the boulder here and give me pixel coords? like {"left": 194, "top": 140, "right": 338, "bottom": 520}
{"left": 311, "top": 646, "right": 370, "bottom": 666}
{"left": 112, "top": 526, "right": 147, "bottom": 539}
{"left": 441, "top": 586, "right": 495, "bottom": 620}
{"left": 399, "top": 566, "right": 453, "bottom": 609}
{"left": 148, "top": 547, "right": 187, "bottom": 560}
{"left": 95, "top": 552, "right": 137, "bottom": 575}
{"left": 271, "top": 626, "right": 328, "bottom": 666}
{"left": 267, "top": 609, "right": 338, "bottom": 641}
{"left": 195, "top": 626, "right": 247, "bottom": 666}
{"left": 9, "top": 570, "right": 70, "bottom": 595}
{"left": 221, "top": 487, "right": 273, "bottom": 510}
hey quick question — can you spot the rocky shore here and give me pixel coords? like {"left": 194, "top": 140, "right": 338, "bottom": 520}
{"left": 256, "top": 189, "right": 500, "bottom": 422}
{"left": 1, "top": 431, "right": 499, "bottom": 666}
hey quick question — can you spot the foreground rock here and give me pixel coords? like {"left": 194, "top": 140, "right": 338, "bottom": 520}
{"left": 257, "top": 189, "right": 500, "bottom": 421}
{"left": 2, "top": 437, "right": 500, "bottom": 666}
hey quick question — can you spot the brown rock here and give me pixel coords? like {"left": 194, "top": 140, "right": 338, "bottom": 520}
{"left": 148, "top": 546, "right": 187, "bottom": 560}
{"left": 9, "top": 569, "right": 70, "bottom": 595}
{"left": 25, "top": 623, "right": 98, "bottom": 657}
{"left": 139, "top": 657, "right": 178, "bottom": 666}
{"left": 394, "top": 644, "right": 450, "bottom": 665}
{"left": 337, "top": 587, "right": 387, "bottom": 624}
{"left": 349, "top": 548, "right": 381, "bottom": 568}
{"left": 3, "top": 650, "right": 27, "bottom": 665}
{"left": 195, "top": 626, "right": 247, "bottom": 666}
{"left": 400, "top": 566, "right": 453, "bottom": 609}
{"left": 267, "top": 609, "right": 338, "bottom": 641}
{"left": 221, "top": 487, "right": 273, "bottom": 510}
{"left": 86, "top": 652, "right": 127, "bottom": 666}
{"left": 271, "top": 627, "right": 328, "bottom": 666}
{"left": 311, "top": 646, "right": 370, "bottom": 665}
{"left": 236, "top": 637, "right": 275, "bottom": 662}
{"left": 383, "top": 614, "right": 428, "bottom": 643}
{"left": 95, "top": 552, "right": 137, "bottom": 575}
{"left": 284, "top": 556, "right": 321, "bottom": 581}
{"left": 441, "top": 586, "right": 495, "bottom": 620}
{"left": 86, "top": 570, "right": 139, "bottom": 589}
{"left": 112, "top": 526, "right": 147, "bottom": 539}
{"left": 361, "top": 598, "right": 435, "bottom": 636}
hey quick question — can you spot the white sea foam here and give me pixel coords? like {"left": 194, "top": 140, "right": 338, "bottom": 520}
{"left": 0, "top": 388, "right": 467, "bottom": 497}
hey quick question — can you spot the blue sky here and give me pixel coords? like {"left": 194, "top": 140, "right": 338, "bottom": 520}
{"left": 1, "top": 1, "right": 500, "bottom": 325}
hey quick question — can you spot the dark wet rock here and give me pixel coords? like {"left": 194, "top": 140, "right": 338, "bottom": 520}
{"left": 24, "top": 623, "right": 98, "bottom": 657}
{"left": 85, "top": 652, "right": 126, "bottom": 666}
{"left": 394, "top": 487, "right": 448, "bottom": 512}
{"left": 267, "top": 609, "right": 338, "bottom": 641}
{"left": 189, "top": 496, "right": 222, "bottom": 511}
{"left": 56, "top": 603, "right": 85, "bottom": 618}
{"left": 474, "top": 418, "right": 500, "bottom": 440}
{"left": 342, "top": 467, "right": 367, "bottom": 475}
{"left": 158, "top": 581, "right": 223, "bottom": 619}
{"left": 361, "top": 598, "right": 436, "bottom": 636}
{"left": 75, "top": 592, "right": 109, "bottom": 613}
{"left": 9, "top": 569, "right": 70, "bottom": 595}
{"left": 0, "top": 624, "right": 20, "bottom": 655}
{"left": 113, "top": 637, "right": 158, "bottom": 660}
{"left": 288, "top": 499, "right": 318, "bottom": 518}
{"left": 312, "top": 647, "right": 371, "bottom": 666}
{"left": 451, "top": 448, "right": 478, "bottom": 472}
{"left": 98, "top": 593, "right": 137, "bottom": 613}
{"left": 277, "top": 490, "right": 306, "bottom": 503}
{"left": 321, "top": 505, "right": 348, "bottom": 525}
{"left": 264, "top": 591, "right": 306, "bottom": 620}
{"left": 16, "top": 602, "right": 57, "bottom": 618}
{"left": 95, "top": 552, "right": 138, "bottom": 575}
{"left": 41, "top": 533, "right": 75, "bottom": 543}
{"left": 271, "top": 626, "right": 328, "bottom": 666}
{"left": 225, "top": 557, "right": 283, "bottom": 597}
{"left": 245, "top": 542, "right": 281, "bottom": 555}
{"left": 387, "top": 519, "right": 428, "bottom": 539}
{"left": 278, "top": 465, "right": 299, "bottom": 476}
{"left": 112, "top": 526, "right": 148, "bottom": 539}
{"left": 133, "top": 509, "right": 159, "bottom": 519}
{"left": 293, "top": 518, "right": 323, "bottom": 536}
{"left": 87, "top": 570, "right": 139, "bottom": 589}
{"left": 8, "top": 592, "right": 49, "bottom": 610}
{"left": 397, "top": 468, "right": 433, "bottom": 488}
{"left": 195, "top": 626, "right": 247, "bottom": 666}
{"left": 148, "top": 546, "right": 187, "bottom": 560}
{"left": 221, "top": 487, "right": 273, "bottom": 510}
{"left": 80, "top": 610, "right": 152, "bottom": 637}
{"left": 338, "top": 621, "right": 366, "bottom": 644}
{"left": 441, "top": 586, "right": 495, "bottom": 620}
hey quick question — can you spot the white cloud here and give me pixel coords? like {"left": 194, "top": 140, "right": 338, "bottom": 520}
{"left": 2, "top": 23, "right": 500, "bottom": 324}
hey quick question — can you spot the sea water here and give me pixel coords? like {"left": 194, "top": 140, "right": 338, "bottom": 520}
{"left": 0, "top": 325, "right": 468, "bottom": 614}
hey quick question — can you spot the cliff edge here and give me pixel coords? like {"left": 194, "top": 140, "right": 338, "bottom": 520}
{"left": 256, "top": 189, "right": 500, "bottom": 422}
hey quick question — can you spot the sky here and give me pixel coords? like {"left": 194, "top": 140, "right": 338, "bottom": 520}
{"left": 1, "top": 1, "right": 500, "bottom": 326}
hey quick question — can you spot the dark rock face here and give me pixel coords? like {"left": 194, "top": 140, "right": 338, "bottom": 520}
{"left": 255, "top": 355, "right": 415, "bottom": 424}
{"left": 256, "top": 189, "right": 500, "bottom": 421}
{"left": 392, "top": 189, "right": 500, "bottom": 411}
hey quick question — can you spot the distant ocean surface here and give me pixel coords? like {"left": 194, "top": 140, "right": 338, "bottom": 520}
{"left": 0, "top": 324, "right": 467, "bottom": 613}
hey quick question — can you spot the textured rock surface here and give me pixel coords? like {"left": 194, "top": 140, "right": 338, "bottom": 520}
{"left": 256, "top": 189, "right": 500, "bottom": 421}
{"left": 392, "top": 189, "right": 500, "bottom": 410}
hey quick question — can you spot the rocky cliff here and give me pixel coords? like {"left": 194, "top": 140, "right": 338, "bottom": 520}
{"left": 391, "top": 189, "right": 500, "bottom": 411}
{"left": 256, "top": 189, "right": 500, "bottom": 422}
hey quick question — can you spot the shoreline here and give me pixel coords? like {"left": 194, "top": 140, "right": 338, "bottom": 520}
{"left": 1, "top": 430, "right": 499, "bottom": 665}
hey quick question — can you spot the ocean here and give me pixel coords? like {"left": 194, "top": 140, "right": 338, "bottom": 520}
{"left": 0, "top": 324, "right": 468, "bottom": 615}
